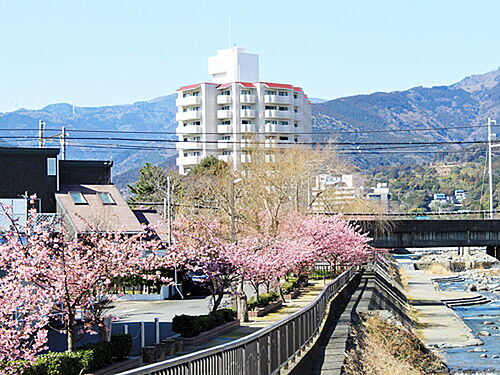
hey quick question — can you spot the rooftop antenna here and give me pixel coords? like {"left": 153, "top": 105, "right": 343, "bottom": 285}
{"left": 228, "top": 14, "right": 231, "bottom": 48}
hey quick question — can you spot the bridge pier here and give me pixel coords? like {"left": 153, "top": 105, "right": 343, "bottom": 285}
{"left": 486, "top": 246, "right": 500, "bottom": 260}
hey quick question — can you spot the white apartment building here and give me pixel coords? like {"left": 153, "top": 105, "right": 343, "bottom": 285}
{"left": 175, "top": 47, "right": 312, "bottom": 174}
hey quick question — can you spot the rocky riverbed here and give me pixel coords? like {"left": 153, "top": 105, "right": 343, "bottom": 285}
{"left": 437, "top": 271, "right": 500, "bottom": 374}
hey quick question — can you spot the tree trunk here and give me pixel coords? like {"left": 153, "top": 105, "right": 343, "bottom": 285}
{"left": 212, "top": 292, "right": 224, "bottom": 313}
{"left": 66, "top": 313, "right": 76, "bottom": 352}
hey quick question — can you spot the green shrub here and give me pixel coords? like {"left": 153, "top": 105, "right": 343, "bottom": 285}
{"left": 21, "top": 333, "right": 132, "bottom": 375}
{"left": 172, "top": 309, "right": 237, "bottom": 337}
{"left": 281, "top": 280, "right": 300, "bottom": 294}
{"left": 110, "top": 333, "right": 132, "bottom": 360}
{"left": 24, "top": 351, "right": 91, "bottom": 375}
{"left": 248, "top": 292, "right": 280, "bottom": 311}
{"left": 77, "top": 342, "right": 113, "bottom": 371}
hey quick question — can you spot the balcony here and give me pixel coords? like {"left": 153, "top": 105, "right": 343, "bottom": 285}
{"left": 217, "top": 110, "right": 232, "bottom": 119}
{"left": 216, "top": 95, "right": 232, "bottom": 105}
{"left": 264, "top": 124, "right": 294, "bottom": 133}
{"left": 241, "top": 154, "right": 252, "bottom": 163}
{"left": 265, "top": 154, "right": 276, "bottom": 163}
{"left": 240, "top": 94, "right": 256, "bottom": 103}
{"left": 264, "top": 139, "right": 277, "bottom": 148}
{"left": 176, "top": 155, "right": 202, "bottom": 165}
{"left": 176, "top": 141, "right": 202, "bottom": 150}
{"left": 217, "top": 140, "right": 232, "bottom": 149}
{"left": 263, "top": 95, "right": 292, "bottom": 104}
{"left": 264, "top": 110, "right": 291, "bottom": 119}
{"left": 218, "top": 154, "right": 232, "bottom": 163}
{"left": 241, "top": 124, "right": 257, "bottom": 133}
{"left": 176, "top": 96, "right": 201, "bottom": 106}
{"left": 217, "top": 124, "right": 233, "bottom": 133}
{"left": 240, "top": 109, "right": 256, "bottom": 118}
{"left": 176, "top": 125, "right": 202, "bottom": 134}
{"left": 176, "top": 111, "right": 202, "bottom": 121}
{"left": 241, "top": 139, "right": 256, "bottom": 148}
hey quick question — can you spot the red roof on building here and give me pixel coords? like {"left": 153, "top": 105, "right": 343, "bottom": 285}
{"left": 217, "top": 82, "right": 256, "bottom": 89}
{"left": 176, "top": 82, "right": 218, "bottom": 91}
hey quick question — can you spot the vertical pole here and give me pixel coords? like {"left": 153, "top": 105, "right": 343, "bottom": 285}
{"left": 167, "top": 176, "right": 172, "bottom": 245}
{"left": 140, "top": 321, "right": 145, "bottom": 349}
{"left": 230, "top": 179, "right": 236, "bottom": 243}
{"left": 60, "top": 126, "right": 67, "bottom": 160}
{"left": 155, "top": 318, "right": 160, "bottom": 344}
{"left": 488, "top": 118, "right": 494, "bottom": 219}
{"left": 38, "top": 120, "right": 45, "bottom": 148}
{"left": 123, "top": 324, "right": 128, "bottom": 335}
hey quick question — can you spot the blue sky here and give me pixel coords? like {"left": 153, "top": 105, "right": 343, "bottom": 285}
{"left": 0, "top": 0, "right": 499, "bottom": 112}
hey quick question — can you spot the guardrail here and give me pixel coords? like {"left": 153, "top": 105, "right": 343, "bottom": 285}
{"left": 117, "top": 267, "right": 357, "bottom": 375}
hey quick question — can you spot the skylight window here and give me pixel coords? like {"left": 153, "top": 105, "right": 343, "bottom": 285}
{"left": 98, "top": 192, "right": 116, "bottom": 205}
{"left": 69, "top": 191, "right": 87, "bottom": 205}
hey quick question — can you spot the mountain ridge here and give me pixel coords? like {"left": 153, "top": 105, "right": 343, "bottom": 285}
{"left": 1, "top": 68, "right": 499, "bottom": 187}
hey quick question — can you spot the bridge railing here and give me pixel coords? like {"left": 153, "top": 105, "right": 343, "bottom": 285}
{"left": 117, "top": 267, "right": 357, "bottom": 375}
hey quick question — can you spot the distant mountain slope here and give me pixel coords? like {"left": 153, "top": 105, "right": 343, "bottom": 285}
{"left": 1, "top": 68, "right": 499, "bottom": 187}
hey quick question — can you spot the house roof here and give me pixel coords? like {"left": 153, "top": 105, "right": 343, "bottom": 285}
{"left": 55, "top": 184, "right": 144, "bottom": 234}
{"left": 0, "top": 147, "right": 60, "bottom": 155}
{"left": 133, "top": 209, "right": 169, "bottom": 241}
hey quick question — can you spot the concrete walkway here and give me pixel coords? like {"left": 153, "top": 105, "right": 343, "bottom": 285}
{"left": 174, "top": 279, "right": 336, "bottom": 356}
{"left": 405, "top": 269, "right": 481, "bottom": 348}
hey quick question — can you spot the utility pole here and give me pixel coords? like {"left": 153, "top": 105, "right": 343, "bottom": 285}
{"left": 38, "top": 120, "right": 45, "bottom": 148}
{"left": 60, "top": 126, "right": 67, "bottom": 160}
{"left": 488, "top": 118, "right": 497, "bottom": 219}
{"left": 167, "top": 176, "right": 172, "bottom": 245}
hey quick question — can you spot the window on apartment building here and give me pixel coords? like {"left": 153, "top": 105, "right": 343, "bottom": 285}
{"left": 193, "top": 121, "right": 201, "bottom": 125}
{"left": 278, "top": 107, "right": 288, "bottom": 111}
{"left": 183, "top": 137, "right": 188, "bottom": 141}
{"left": 293, "top": 93, "right": 298, "bottom": 99}
{"left": 241, "top": 105, "right": 252, "bottom": 110}
{"left": 294, "top": 136, "right": 299, "bottom": 143}
{"left": 193, "top": 106, "right": 200, "bottom": 111}
{"left": 294, "top": 107, "right": 298, "bottom": 113}
{"left": 278, "top": 91, "right": 288, "bottom": 96}
{"left": 69, "top": 191, "right": 87, "bottom": 205}
{"left": 278, "top": 121, "right": 289, "bottom": 125}
{"left": 193, "top": 136, "right": 201, "bottom": 141}
{"left": 279, "top": 136, "right": 289, "bottom": 141}
{"left": 221, "top": 90, "right": 230, "bottom": 95}
{"left": 47, "top": 157, "right": 57, "bottom": 176}
{"left": 222, "top": 151, "right": 232, "bottom": 155}
{"left": 183, "top": 93, "right": 190, "bottom": 98}
{"left": 221, "top": 120, "right": 231, "bottom": 125}
{"left": 183, "top": 108, "right": 188, "bottom": 112}
{"left": 221, "top": 105, "right": 230, "bottom": 110}
{"left": 192, "top": 91, "right": 200, "bottom": 96}
{"left": 241, "top": 90, "right": 251, "bottom": 95}
{"left": 193, "top": 152, "right": 201, "bottom": 156}
{"left": 265, "top": 106, "right": 277, "bottom": 110}
{"left": 265, "top": 90, "right": 277, "bottom": 95}
{"left": 265, "top": 120, "right": 278, "bottom": 125}
{"left": 221, "top": 135, "right": 231, "bottom": 140}
{"left": 98, "top": 192, "right": 116, "bottom": 205}
{"left": 242, "top": 120, "right": 252, "bottom": 124}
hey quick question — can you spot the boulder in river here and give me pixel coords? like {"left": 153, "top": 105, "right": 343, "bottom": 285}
{"left": 477, "top": 331, "right": 491, "bottom": 336}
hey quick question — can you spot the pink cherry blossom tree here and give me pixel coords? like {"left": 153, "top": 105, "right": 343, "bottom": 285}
{"left": 0, "top": 204, "right": 171, "bottom": 357}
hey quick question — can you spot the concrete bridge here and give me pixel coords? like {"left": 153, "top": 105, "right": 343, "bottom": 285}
{"left": 355, "top": 219, "right": 500, "bottom": 259}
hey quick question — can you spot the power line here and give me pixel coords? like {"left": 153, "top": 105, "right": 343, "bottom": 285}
{"left": 0, "top": 134, "right": 491, "bottom": 147}
{"left": 0, "top": 123, "right": 492, "bottom": 135}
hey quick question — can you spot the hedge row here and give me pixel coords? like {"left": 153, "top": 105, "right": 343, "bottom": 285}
{"left": 247, "top": 292, "right": 280, "bottom": 311}
{"left": 3, "top": 334, "right": 132, "bottom": 375}
{"left": 172, "top": 308, "right": 237, "bottom": 338}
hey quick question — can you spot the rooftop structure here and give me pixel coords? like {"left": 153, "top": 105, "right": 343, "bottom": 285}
{"left": 176, "top": 47, "right": 312, "bottom": 174}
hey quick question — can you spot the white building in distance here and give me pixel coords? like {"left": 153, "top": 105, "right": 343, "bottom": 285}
{"left": 175, "top": 47, "right": 312, "bottom": 175}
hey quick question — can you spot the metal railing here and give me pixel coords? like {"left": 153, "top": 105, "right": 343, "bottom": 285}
{"left": 117, "top": 267, "right": 357, "bottom": 375}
